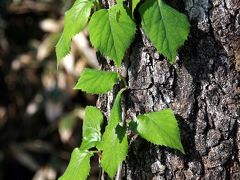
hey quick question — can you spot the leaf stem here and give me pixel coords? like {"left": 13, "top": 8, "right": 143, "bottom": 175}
{"left": 120, "top": 76, "right": 127, "bottom": 88}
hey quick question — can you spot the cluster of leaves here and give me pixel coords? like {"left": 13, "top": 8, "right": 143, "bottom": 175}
{"left": 60, "top": 69, "right": 184, "bottom": 180}
{"left": 56, "top": 0, "right": 190, "bottom": 66}
{"left": 56, "top": 0, "right": 190, "bottom": 179}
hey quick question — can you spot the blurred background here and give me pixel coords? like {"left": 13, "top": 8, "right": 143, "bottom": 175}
{"left": 0, "top": 0, "right": 100, "bottom": 179}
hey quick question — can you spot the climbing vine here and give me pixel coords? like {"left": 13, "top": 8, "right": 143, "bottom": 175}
{"left": 56, "top": 0, "right": 190, "bottom": 179}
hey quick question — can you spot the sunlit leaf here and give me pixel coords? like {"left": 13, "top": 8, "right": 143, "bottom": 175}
{"left": 56, "top": 0, "right": 94, "bottom": 64}
{"left": 132, "top": 0, "right": 140, "bottom": 15}
{"left": 74, "top": 68, "right": 119, "bottom": 94}
{"left": 139, "top": 0, "right": 190, "bottom": 63}
{"left": 88, "top": 5, "right": 136, "bottom": 67}
{"left": 59, "top": 148, "right": 93, "bottom": 180}
{"left": 101, "top": 126, "right": 128, "bottom": 178}
{"left": 80, "top": 106, "right": 103, "bottom": 150}
{"left": 136, "top": 109, "right": 184, "bottom": 153}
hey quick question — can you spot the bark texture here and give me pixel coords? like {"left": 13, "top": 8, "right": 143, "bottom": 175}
{"left": 98, "top": 0, "right": 240, "bottom": 179}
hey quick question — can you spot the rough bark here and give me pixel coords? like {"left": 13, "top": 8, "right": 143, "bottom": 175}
{"left": 98, "top": 0, "right": 240, "bottom": 179}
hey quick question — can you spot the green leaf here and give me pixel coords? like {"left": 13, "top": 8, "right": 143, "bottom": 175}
{"left": 116, "top": 0, "right": 124, "bottom": 5}
{"left": 101, "top": 126, "right": 128, "bottom": 178}
{"left": 108, "top": 88, "right": 126, "bottom": 128}
{"left": 136, "top": 109, "right": 184, "bottom": 153}
{"left": 100, "top": 89, "right": 128, "bottom": 178}
{"left": 59, "top": 148, "right": 93, "bottom": 180}
{"left": 56, "top": 0, "right": 94, "bottom": 64}
{"left": 96, "top": 89, "right": 125, "bottom": 150}
{"left": 74, "top": 68, "right": 119, "bottom": 94}
{"left": 139, "top": 0, "right": 190, "bottom": 63}
{"left": 88, "top": 5, "right": 136, "bottom": 67}
{"left": 132, "top": 0, "right": 140, "bottom": 15}
{"left": 80, "top": 106, "right": 103, "bottom": 150}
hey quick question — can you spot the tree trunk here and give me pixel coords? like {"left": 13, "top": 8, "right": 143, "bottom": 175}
{"left": 98, "top": 0, "right": 240, "bottom": 179}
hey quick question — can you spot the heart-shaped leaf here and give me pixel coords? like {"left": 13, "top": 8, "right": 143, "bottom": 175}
{"left": 136, "top": 109, "right": 184, "bottom": 153}
{"left": 139, "top": 0, "right": 190, "bottom": 63}
{"left": 88, "top": 5, "right": 136, "bottom": 67}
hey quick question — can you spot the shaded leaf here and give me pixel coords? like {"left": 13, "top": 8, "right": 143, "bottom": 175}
{"left": 100, "top": 89, "right": 128, "bottom": 178}
{"left": 108, "top": 88, "right": 126, "bottom": 128}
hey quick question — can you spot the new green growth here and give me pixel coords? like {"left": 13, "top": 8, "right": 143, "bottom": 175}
{"left": 56, "top": 0, "right": 190, "bottom": 179}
